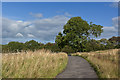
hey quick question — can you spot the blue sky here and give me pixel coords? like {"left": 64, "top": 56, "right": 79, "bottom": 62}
{"left": 2, "top": 2, "right": 118, "bottom": 44}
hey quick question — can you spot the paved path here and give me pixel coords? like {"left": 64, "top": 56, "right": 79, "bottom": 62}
{"left": 56, "top": 56, "right": 98, "bottom": 78}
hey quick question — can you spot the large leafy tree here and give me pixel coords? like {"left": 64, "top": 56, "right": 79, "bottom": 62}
{"left": 55, "top": 17, "right": 103, "bottom": 52}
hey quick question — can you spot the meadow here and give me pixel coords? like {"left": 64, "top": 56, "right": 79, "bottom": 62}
{"left": 2, "top": 49, "right": 68, "bottom": 78}
{"left": 72, "top": 49, "right": 119, "bottom": 78}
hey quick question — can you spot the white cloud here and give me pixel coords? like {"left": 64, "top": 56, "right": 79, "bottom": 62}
{"left": 114, "top": 0, "right": 120, "bottom": 2}
{"left": 112, "top": 16, "right": 119, "bottom": 28}
{"left": 2, "top": 14, "right": 69, "bottom": 44}
{"left": 98, "top": 16, "right": 119, "bottom": 39}
{"left": 110, "top": 2, "right": 119, "bottom": 8}
{"left": 2, "top": 13, "right": 118, "bottom": 44}
{"left": 30, "top": 12, "right": 43, "bottom": 18}
{"left": 103, "top": 26, "right": 117, "bottom": 35}
{"left": 2, "top": 18, "right": 31, "bottom": 38}
{"left": 27, "top": 34, "right": 35, "bottom": 38}
{"left": 16, "top": 33, "right": 24, "bottom": 37}
{"left": 64, "top": 12, "right": 71, "bottom": 17}
{"left": 103, "top": 26, "right": 117, "bottom": 31}
{"left": 17, "top": 20, "right": 23, "bottom": 23}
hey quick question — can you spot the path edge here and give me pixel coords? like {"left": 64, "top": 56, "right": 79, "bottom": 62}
{"left": 74, "top": 55, "right": 100, "bottom": 78}
{"left": 55, "top": 56, "right": 69, "bottom": 78}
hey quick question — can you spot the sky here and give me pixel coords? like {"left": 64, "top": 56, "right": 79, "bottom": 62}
{"left": 2, "top": 2, "right": 118, "bottom": 44}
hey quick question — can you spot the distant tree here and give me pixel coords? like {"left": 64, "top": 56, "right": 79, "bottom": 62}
{"left": 85, "top": 39, "right": 101, "bottom": 52}
{"left": 108, "top": 36, "right": 120, "bottom": 42}
{"left": 2, "top": 45, "right": 9, "bottom": 53}
{"left": 25, "top": 40, "right": 39, "bottom": 51}
{"left": 108, "top": 36, "right": 120, "bottom": 48}
{"left": 55, "top": 17, "right": 103, "bottom": 52}
{"left": 61, "top": 45, "right": 75, "bottom": 53}
{"left": 39, "top": 42, "right": 44, "bottom": 49}
{"left": 99, "top": 38, "right": 116, "bottom": 49}
{"left": 7, "top": 41, "right": 24, "bottom": 52}
{"left": 44, "top": 43, "right": 60, "bottom": 52}
{"left": 100, "top": 38, "right": 108, "bottom": 45}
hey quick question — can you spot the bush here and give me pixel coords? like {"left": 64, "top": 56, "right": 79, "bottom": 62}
{"left": 61, "top": 45, "right": 76, "bottom": 53}
{"left": 7, "top": 42, "right": 24, "bottom": 53}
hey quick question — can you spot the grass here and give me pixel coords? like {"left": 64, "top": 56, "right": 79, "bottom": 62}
{"left": 72, "top": 49, "right": 119, "bottom": 78}
{"left": 2, "top": 49, "right": 68, "bottom": 78}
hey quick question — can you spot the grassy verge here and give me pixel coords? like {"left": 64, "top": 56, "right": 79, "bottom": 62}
{"left": 2, "top": 49, "right": 68, "bottom": 78}
{"left": 72, "top": 49, "right": 119, "bottom": 78}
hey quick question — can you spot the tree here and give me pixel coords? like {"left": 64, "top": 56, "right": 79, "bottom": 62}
{"left": 100, "top": 38, "right": 108, "bottom": 45}
{"left": 25, "top": 40, "right": 40, "bottom": 51}
{"left": 55, "top": 17, "right": 103, "bottom": 52}
{"left": 55, "top": 32, "right": 66, "bottom": 50}
{"left": 61, "top": 45, "right": 75, "bottom": 53}
{"left": 108, "top": 36, "right": 120, "bottom": 48}
{"left": 2, "top": 45, "right": 9, "bottom": 53}
{"left": 99, "top": 38, "right": 116, "bottom": 49}
{"left": 44, "top": 43, "right": 60, "bottom": 52}
{"left": 108, "top": 36, "right": 120, "bottom": 43}
{"left": 7, "top": 41, "right": 24, "bottom": 52}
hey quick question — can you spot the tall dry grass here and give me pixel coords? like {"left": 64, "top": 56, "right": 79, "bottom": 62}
{"left": 72, "top": 49, "right": 119, "bottom": 78}
{"left": 2, "top": 49, "right": 68, "bottom": 78}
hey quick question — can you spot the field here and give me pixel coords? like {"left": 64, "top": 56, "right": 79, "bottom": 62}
{"left": 72, "top": 49, "right": 119, "bottom": 78}
{"left": 2, "top": 50, "right": 68, "bottom": 78}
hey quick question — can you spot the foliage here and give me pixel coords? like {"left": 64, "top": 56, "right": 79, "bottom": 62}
{"left": 25, "top": 40, "right": 40, "bottom": 51}
{"left": 7, "top": 42, "right": 25, "bottom": 53}
{"left": 44, "top": 43, "right": 60, "bottom": 52}
{"left": 2, "top": 40, "right": 61, "bottom": 53}
{"left": 55, "top": 17, "right": 103, "bottom": 52}
{"left": 84, "top": 39, "right": 101, "bottom": 52}
{"left": 61, "top": 45, "right": 76, "bottom": 53}
{"left": 2, "top": 36, "right": 120, "bottom": 53}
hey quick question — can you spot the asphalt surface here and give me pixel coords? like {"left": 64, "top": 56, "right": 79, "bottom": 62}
{"left": 56, "top": 56, "right": 98, "bottom": 78}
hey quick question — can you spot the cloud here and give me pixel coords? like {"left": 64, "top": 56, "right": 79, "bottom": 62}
{"left": 30, "top": 12, "right": 43, "bottom": 18}
{"left": 112, "top": 16, "right": 119, "bottom": 28}
{"left": 2, "top": 14, "right": 69, "bottom": 44}
{"left": 110, "top": 2, "right": 119, "bottom": 8}
{"left": 98, "top": 16, "right": 119, "bottom": 39}
{"left": 27, "top": 34, "right": 35, "bottom": 38}
{"left": 16, "top": 33, "right": 24, "bottom": 37}
{"left": 102, "top": 26, "right": 117, "bottom": 37}
{"left": 112, "top": 16, "right": 120, "bottom": 32}
{"left": 31, "top": 15, "right": 69, "bottom": 41}
{"left": 2, "top": 17, "right": 31, "bottom": 38}
{"left": 64, "top": 12, "right": 71, "bottom": 17}
{"left": 114, "top": 0, "right": 120, "bottom": 2}
{"left": 2, "top": 12, "right": 118, "bottom": 44}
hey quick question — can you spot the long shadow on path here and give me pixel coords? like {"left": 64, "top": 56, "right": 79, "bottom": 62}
{"left": 56, "top": 56, "right": 98, "bottom": 78}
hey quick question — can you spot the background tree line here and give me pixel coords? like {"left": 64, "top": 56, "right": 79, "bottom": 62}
{"left": 1, "top": 36, "right": 120, "bottom": 53}
{"left": 1, "top": 17, "right": 120, "bottom": 53}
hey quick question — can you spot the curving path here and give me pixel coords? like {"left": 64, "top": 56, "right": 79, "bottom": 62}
{"left": 56, "top": 56, "right": 98, "bottom": 78}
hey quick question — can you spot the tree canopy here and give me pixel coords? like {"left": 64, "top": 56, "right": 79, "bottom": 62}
{"left": 55, "top": 17, "right": 103, "bottom": 52}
